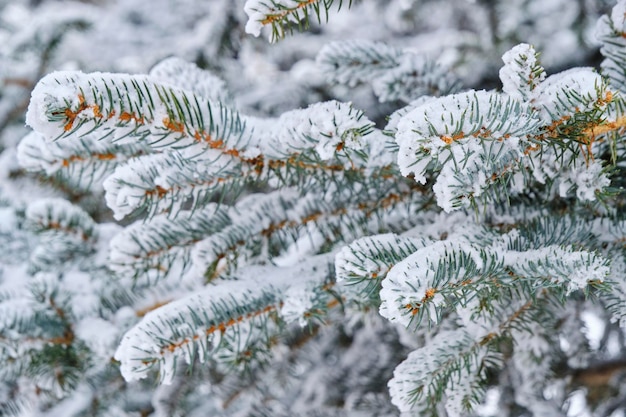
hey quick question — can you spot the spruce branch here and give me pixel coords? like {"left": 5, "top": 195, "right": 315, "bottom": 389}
{"left": 26, "top": 71, "right": 247, "bottom": 152}
{"left": 507, "top": 247, "right": 610, "bottom": 296}
{"left": 395, "top": 66, "right": 621, "bottom": 212}
{"left": 109, "top": 204, "right": 231, "bottom": 286}
{"left": 115, "top": 254, "right": 334, "bottom": 383}
{"left": 24, "top": 199, "right": 98, "bottom": 272}
{"left": 379, "top": 240, "right": 506, "bottom": 328}
{"left": 395, "top": 90, "right": 540, "bottom": 184}
{"left": 7, "top": 2, "right": 626, "bottom": 415}
{"left": 17, "top": 132, "right": 151, "bottom": 191}
{"left": 26, "top": 69, "right": 383, "bottom": 220}
{"left": 191, "top": 189, "right": 302, "bottom": 280}
{"left": 317, "top": 40, "right": 461, "bottom": 102}
{"left": 335, "top": 233, "right": 432, "bottom": 300}
{"left": 244, "top": 0, "right": 350, "bottom": 41}
{"left": 317, "top": 40, "right": 404, "bottom": 88}
{"left": 389, "top": 287, "right": 552, "bottom": 414}
{"left": 149, "top": 57, "right": 231, "bottom": 105}
{"left": 508, "top": 215, "right": 597, "bottom": 249}
{"left": 102, "top": 150, "right": 246, "bottom": 220}
{"left": 191, "top": 181, "right": 428, "bottom": 281}
{"left": 597, "top": 1, "right": 626, "bottom": 95}
{"left": 499, "top": 43, "right": 546, "bottom": 102}
{"left": 388, "top": 329, "right": 494, "bottom": 414}
{"left": 24, "top": 198, "right": 96, "bottom": 241}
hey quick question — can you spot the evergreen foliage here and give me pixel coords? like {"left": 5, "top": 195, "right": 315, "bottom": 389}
{"left": 1, "top": 0, "right": 626, "bottom": 416}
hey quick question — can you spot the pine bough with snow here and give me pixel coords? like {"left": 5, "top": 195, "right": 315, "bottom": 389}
{"left": 3, "top": 0, "right": 626, "bottom": 416}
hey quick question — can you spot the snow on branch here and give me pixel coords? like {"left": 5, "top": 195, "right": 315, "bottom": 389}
{"left": 531, "top": 68, "right": 609, "bottom": 124}
{"left": 24, "top": 199, "right": 98, "bottom": 272}
{"left": 597, "top": 0, "right": 626, "bottom": 94}
{"left": 115, "top": 254, "right": 333, "bottom": 384}
{"left": 335, "top": 233, "right": 431, "bottom": 299}
{"left": 26, "top": 70, "right": 247, "bottom": 151}
{"left": 395, "top": 90, "right": 539, "bottom": 184}
{"left": 116, "top": 281, "right": 281, "bottom": 384}
{"left": 109, "top": 204, "right": 231, "bottom": 285}
{"left": 17, "top": 131, "right": 151, "bottom": 191}
{"left": 388, "top": 329, "right": 493, "bottom": 415}
{"left": 506, "top": 246, "right": 610, "bottom": 295}
{"left": 149, "top": 57, "right": 231, "bottom": 104}
{"left": 102, "top": 105, "right": 378, "bottom": 220}
{"left": 244, "top": 0, "right": 347, "bottom": 41}
{"left": 499, "top": 43, "right": 545, "bottom": 101}
{"left": 317, "top": 40, "right": 461, "bottom": 102}
{"left": 394, "top": 61, "right": 621, "bottom": 212}
{"left": 388, "top": 284, "right": 556, "bottom": 414}
{"left": 317, "top": 40, "right": 403, "bottom": 87}
{"left": 270, "top": 100, "right": 374, "bottom": 160}
{"left": 4, "top": 2, "right": 626, "bottom": 416}
{"left": 25, "top": 198, "right": 97, "bottom": 243}
{"left": 190, "top": 181, "right": 423, "bottom": 280}
{"left": 505, "top": 215, "right": 596, "bottom": 249}
{"left": 102, "top": 150, "right": 244, "bottom": 219}
{"left": 272, "top": 180, "right": 429, "bottom": 261}
{"left": 385, "top": 96, "right": 437, "bottom": 134}
{"left": 395, "top": 90, "right": 539, "bottom": 211}
{"left": 25, "top": 61, "right": 388, "bottom": 222}
{"left": 373, "top": 53, "right": 461, "bottom": 103}
{"left": 367, "top": 223, "right": 610, "bottom": 331}
{"left": 379, "top": 240, "right": 503, "bottom": 327}
{"left": 191, "top": 189, "right": 300, "bottom": 279}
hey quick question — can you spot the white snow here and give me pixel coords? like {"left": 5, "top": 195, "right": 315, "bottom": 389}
{"left": 387, "top": 329, "right": 480, "bottom": 413}
{"left": 505, "top": 246, "right": 610, "bottom": 295}
{"left": 531, "top": 68, "right": 606, "bottom": 123}
{"left": 500, "top": 43, "right": 545, "bottom": 101}
{"left": 115, "top": 254, "right": 332, "bottom": 383}
{"left": 379, "top": 240, "right": 468, "bottom": 326}
{"left": 395, "top": 90, "right": 538, "bottom": 186}
{"left": 149, "top": 57, "right": 230, "bottom": 103}
{"left": 244, "top": 0, "right": 307, "bottom": 38}
{"left": 573, "top": 161, "right": 610, "bottom": 201}
{"left": 280, "top": 286, "right": 316, "bottom": 327}
{"left": 273, "top": 101, "right": 374, "bottom": 160}
{"left": 75, "top": 317, "right": 119, "bottom": 361}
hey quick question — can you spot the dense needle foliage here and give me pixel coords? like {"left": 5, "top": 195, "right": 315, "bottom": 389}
{"left": 1, "top": 0, "right": 626, "bottom": 416}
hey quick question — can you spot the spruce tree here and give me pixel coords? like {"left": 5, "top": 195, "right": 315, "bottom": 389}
{"left": 1, "top": 0, "right": 626, "bottom": 416}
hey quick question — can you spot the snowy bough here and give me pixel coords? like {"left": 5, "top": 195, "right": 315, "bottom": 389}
{"left": 5, "top": 0, "right": 626, "bottom": 415}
